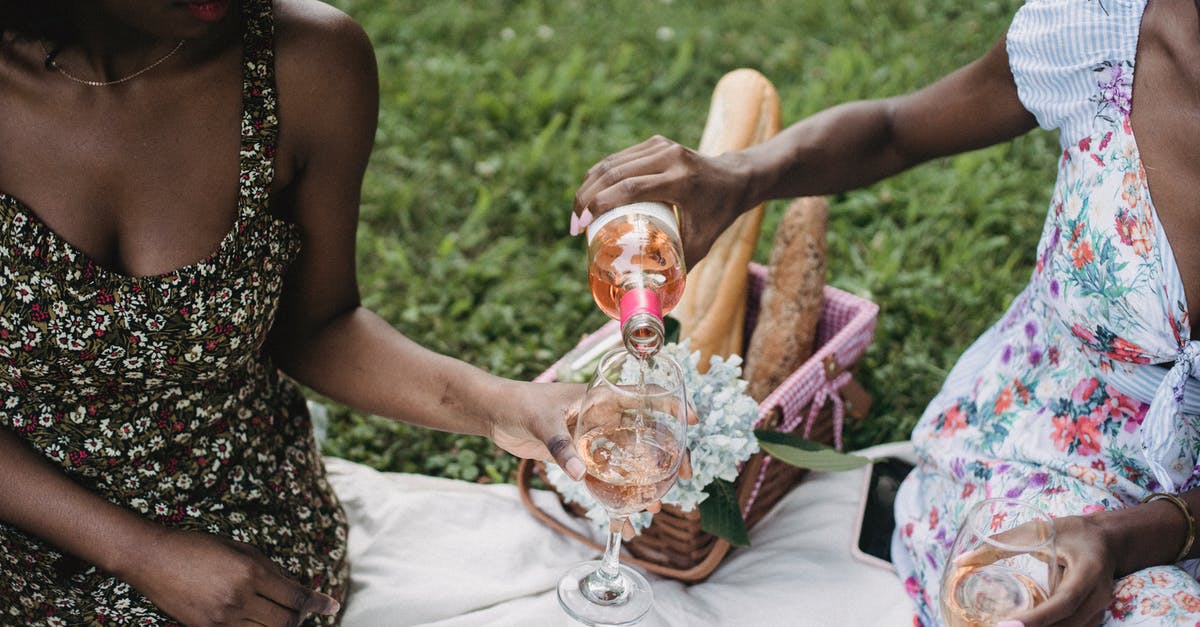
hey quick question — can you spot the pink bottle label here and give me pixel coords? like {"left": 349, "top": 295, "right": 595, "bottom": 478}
{"left": 619, "top": 288, "right": 662, "bottom": 325}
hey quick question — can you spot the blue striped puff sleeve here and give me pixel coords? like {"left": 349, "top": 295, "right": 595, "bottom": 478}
{"left": 1006, "top": 0, "right": 1145, "bottom": 149}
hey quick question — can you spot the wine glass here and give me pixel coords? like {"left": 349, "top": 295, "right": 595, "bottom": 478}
{"left": 557, "top": 348, "right": 688, "bottom": 626}
{"left": 940, "top": 498, "right": 1058, "bottom": 626}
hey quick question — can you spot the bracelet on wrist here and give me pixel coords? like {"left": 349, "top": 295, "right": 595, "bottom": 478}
{"left": 1141, "top": 492, "right": 1196, "bottom": 563}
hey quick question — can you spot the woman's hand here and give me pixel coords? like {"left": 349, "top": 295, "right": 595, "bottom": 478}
{"left": 490, "top": 379, "right": 695, "bottom": 538}
{"left": 489, "top": 380, "right": 590, "bottom": 481}
{"left": 571, "top": 135, "right": 754, "bottom": 265}
{"left": 953, "top": 514, "right": 1117, "bottom": 627}
{"left": 124, "top": 527, "right": 340, "bottom": 627}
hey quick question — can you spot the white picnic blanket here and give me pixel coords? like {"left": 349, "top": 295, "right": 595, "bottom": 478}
{"left": 325, "top": 442, "right": 916, "bottom": 627}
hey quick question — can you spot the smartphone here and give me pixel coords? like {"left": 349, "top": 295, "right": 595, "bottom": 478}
{"left": 850, "top": 456, "right": 915, "bottom": 571}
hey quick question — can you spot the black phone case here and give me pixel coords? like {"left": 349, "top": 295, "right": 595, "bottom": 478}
{"left": 855, "top": 457, "right": 915, "bottom": 564}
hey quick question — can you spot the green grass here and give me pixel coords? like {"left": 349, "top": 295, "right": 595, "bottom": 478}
{"left": 316, "top": 0, "right": 1057, "bottom": 479}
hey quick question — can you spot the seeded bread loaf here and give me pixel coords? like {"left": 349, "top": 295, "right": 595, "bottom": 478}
{"left": 674, "top": 69, "right": 781, "bottom": 372}
{"left": 743, "top": 196, "right": 828, "bottom": 402}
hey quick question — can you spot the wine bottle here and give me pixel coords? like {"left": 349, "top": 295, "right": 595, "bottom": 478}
{"left": 586, "top": 202, "right": 686, "bottom": 357}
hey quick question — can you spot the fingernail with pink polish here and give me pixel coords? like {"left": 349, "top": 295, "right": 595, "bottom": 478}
{"left": 995, "top": 621, "right": 1024, "bottom": 627}
{"left": 569, "top": 212, "right": 581, "bottom": 236}
{"left": 578, "top": 208, "right": 593, "bottom": 231}
{"left": 566, "top": 457, "right": 586, "bottom": 481}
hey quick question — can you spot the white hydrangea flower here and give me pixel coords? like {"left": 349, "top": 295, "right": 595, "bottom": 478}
{"left": 546, "top": 340, "right": 760, "bottom": 534}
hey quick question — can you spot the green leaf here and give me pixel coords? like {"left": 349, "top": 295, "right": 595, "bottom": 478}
{"left": 754, "top": 430, "right": 875, "bottom": 472}
{"left": 663, "top": 315, "right": 681, "bottom": 345}
{"left": 699, "top": 478, "right": 750, "bottom": 547}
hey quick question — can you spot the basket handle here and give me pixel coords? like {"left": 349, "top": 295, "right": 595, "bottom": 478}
{"left": 515, "top": 459, "right": 731, "bottom": 583}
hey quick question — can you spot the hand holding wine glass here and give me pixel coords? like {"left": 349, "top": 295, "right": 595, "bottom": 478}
{"left": 940, "top": 498, "right": 1058, "bottom": 627}
{"left": 557, "top": 348, "right": 688, "bottom": 626}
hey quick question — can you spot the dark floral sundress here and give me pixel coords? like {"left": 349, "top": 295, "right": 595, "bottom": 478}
{"left": 0, "top": 1, "right": 349, "bottom": 624}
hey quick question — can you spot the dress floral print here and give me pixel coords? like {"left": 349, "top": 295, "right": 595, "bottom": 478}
{"left": 892, "top": 1, "right": 1200, "bottom": 624}
{"left": 0, "top": 1, "right": 348, "bottom": 624}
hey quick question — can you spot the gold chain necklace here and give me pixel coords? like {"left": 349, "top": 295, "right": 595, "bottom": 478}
{"left": 41, "top": 40, "right": 186, "bottom": 87}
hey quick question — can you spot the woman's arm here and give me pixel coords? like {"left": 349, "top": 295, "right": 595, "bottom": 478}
{"left": 573, "top": 36, "right": 1038, "bottom": 265}
{"left": 266, "top": 2, "right": 585, "bottom": 479}
{"left": 0, "top": 428, "right": 156, "bottom": 580}
{"left": 738, "top": 35, "right": 1037, "bottom": 205}
{"left": 0, "top": 428, "right": 338, "bottom": 624}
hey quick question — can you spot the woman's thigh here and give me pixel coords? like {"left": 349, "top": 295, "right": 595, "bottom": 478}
{"left": 1106, "top": 565, "right": 1200, "bottom": 625}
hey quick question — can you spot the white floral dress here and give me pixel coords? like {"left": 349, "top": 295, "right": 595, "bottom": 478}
{"left": 893, "top": 1, "right": 1200, "bottom": 624}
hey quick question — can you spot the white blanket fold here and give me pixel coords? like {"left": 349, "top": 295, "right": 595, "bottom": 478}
{"left": 325, "top": 442, "right": 915, "bottom": 627}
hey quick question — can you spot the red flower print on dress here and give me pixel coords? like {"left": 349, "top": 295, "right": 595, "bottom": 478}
{"left": 1071, "top": 241, "right": 1094, "bottom": 268}
{"left": 1139, "top": 594, "right": 1170, "bottom": 617}
{"left": 994, "top": 385, "right": 1014, "bottom": 414}
{"left": 1014, "top": 380, "right": 1032, "bottom": 404}
{"left": 1071, "top": 377, "right": 1099, "bottom": 404}
{"left": 938, "top": 402, "right": 967, "bottom": 436}
{"left": 1175, "top": 591, "right": 1200, "bottom": 613}
{"left": 1052, "top": 414, "right": 1103, "bottom": 456}
{"left": 1109, "top": 595, "right": 1134, "bottom": 621}
{"left": 1097, "top": 384, "right": 1148, "bottom": 432}
{"left": 1107, "top": 336, "right": 1150, "bottom": 364}
{"left": 1071, "top": 324, "right": 1152, "bottom": 365}
{"left": 1115, "top": 210, "right": 1138, "bottom": 247}
{"left": 1113, "top": 575, "right": 1144, "bottom": 601}
{"left": 1071, "top": 323, "right": 1096, "bottom": 344}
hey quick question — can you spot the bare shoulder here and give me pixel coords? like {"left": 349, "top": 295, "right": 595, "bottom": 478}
{"left": 1139, "top": 0, "right": 1200, "bottom": 76}
{"left": 274, "top": 0, "right": 377, "bottom": 93}
{"left": 271, "top": 0, "right": 378, "bottom": 173}
{"left": 274, "top": 0, "right": 375, "bottom": 66}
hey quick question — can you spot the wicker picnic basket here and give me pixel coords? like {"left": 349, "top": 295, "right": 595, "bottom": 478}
{"left": 517, "top": 261, "right": 879, "bottom": 582}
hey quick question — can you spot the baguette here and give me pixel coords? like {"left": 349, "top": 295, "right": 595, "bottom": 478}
{"left": 674, "top": 69, "right": 781, "bottom": 372}
{"left": 743, "top": 196, "right": 828, "bottom": 402}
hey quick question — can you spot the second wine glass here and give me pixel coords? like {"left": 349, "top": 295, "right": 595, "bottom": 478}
{"left": 940, "top": 497, "right": 1057, "bottom": 626}
{"left": 556, "top": 348, "right": 688, "bottom": 626}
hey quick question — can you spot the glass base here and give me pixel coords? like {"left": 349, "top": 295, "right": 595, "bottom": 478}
{"left": 557, "top": 560, "right": 652, "bottom": 626}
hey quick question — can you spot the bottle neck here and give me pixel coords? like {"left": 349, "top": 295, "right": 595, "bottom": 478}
{"left": 621, "top": 312, "right": 665, "bottom": 358}
{"left": 619, "top": 288, "right": 665, "bottom": 358}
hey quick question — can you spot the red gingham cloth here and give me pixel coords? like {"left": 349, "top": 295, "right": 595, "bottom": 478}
{"left": 742, "top": 263, "right": 879, "bottom": 514}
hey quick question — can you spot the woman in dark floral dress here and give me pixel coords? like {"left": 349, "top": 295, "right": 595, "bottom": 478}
{"left": 0, "top": 1, "right": 586, "bottom": 624}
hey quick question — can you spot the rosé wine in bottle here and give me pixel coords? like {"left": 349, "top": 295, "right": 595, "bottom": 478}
{"left": 586, "top": 201, "right": 686, "bottom": 358}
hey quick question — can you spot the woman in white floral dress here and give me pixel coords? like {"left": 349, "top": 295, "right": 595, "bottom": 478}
{"left": 574, "top": 0, "right": 1200, "bottom": 624}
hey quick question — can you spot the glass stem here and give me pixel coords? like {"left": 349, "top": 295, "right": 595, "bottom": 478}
{"left": 579, "top": 515, "right": 631, "bottom": 605}
{"left": 599, "top": 515, "right": 628, "bottom": 580}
